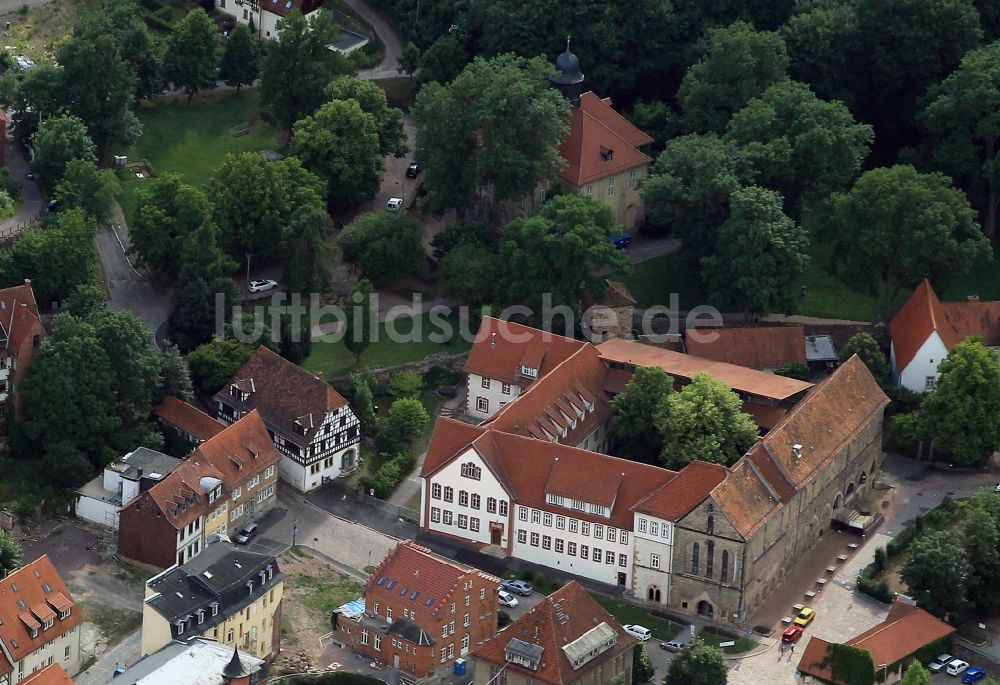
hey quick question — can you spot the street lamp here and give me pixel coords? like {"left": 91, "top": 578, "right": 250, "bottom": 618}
{"left": 292, "top": 519, "right": 298, "bottom": 548}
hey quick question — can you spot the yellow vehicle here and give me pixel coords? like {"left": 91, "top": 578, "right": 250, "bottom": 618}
{"left": 793, "top": 608, "right": 816, "bottom": 627}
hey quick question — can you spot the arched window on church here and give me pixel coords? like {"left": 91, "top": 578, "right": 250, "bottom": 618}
{"left": 721, "top": 550, "right": 729, "bottom": 583}
{"left": 705, "top": 541, "right": 714, "bottom": 578}
{"left": 691, "top": 543, "right": 700, "bottom": 575}
{"left": 707, "top": 516, "right": 714, "bottom": 535}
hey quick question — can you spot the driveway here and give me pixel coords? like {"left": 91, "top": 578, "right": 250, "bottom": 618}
{"left": 344, "top": 0, "right": 402, "bottom": 77}
{"left": 95, "top": 202, "right": 174, "bottom": 347}
{"left": 0, "top": 138, "right": 43, "bottom": 240}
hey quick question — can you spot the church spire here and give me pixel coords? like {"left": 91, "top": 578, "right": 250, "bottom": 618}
{"left": 550, "top": 37, "right": 584, "bottom": 107}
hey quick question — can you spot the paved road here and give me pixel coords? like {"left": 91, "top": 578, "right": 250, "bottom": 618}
{"left": 95, "top": 202, "right": 173, "bottom": 347}
{"left": 75, "top": 628, "right": 141, "bottom": 685}
{"left": 0, "top": 138, "right": 43, "bottom": 238}
{"left": 345, "top": 0, "right": 402, "bottom": 77}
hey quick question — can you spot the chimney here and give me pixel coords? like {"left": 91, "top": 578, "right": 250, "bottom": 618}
{"left": 968, "top": 294, "right": 980, "bottom": 302}
{"left": 137, "top": 467, "right": 143, "bottom": 478}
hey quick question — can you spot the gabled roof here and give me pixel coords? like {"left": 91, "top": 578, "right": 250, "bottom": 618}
{"left": 601, "top": 280, "right": 636, "bottom": 308}
{"left": 597, "top": 338, "right": 813, "bottom": 401}
{"left": 213, "top": 347, "right": 350, "bottom": 448}
{"left": 758, "top": 355, "right": 889, "bottom": 490}
{"left": 155, "top": 397, "right": 225, "bottom": 442}
{"left": 631, "top": 461, "right": 726, "bottom": 521}
{"left": 890, "top": 279, "right": 1000, "bottom": 371}
{"left": 464, "top": 317, "right": 587, "bottom": 386}
{"left": 0, "top": 556, "right": 81, "bottom": 664}
{"left": 684, "top": 327, "right": 807, "bottom": 369}
{"left": 707, "top": 459, "right": 780, "bottom": 539}
{"left": 368, "top": 541, "right": 498, "bottom": 618}
{"left": 797, "top": 598, "right": 955, "bottom": 683}
{"left": 472, "top": 581, "right": 636, "bottom": 685}
{"left": 17, "top": 664, "right": 74, "bottom": 685}
{"left": 0, "top": 280, "right": 44, "bottom": 359}
{"left": 122, "top": 412, "right": 279, "bottom": 530}
{"left": 559, "top": 92, "right": 653, "bottom": 187}
{"left": 421, "top": 417, "right": 487, "bottom": 478}
{"left": 145, "top": 541, "right": 283, "bottom": 635}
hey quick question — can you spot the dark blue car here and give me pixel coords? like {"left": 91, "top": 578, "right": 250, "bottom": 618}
{"left": 963, "top": 667, "right": 988, "bottom": 683}
{"left": 609, "top": 234, "right": 632, "bottom": 249}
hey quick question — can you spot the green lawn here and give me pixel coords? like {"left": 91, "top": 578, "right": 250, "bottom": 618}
{"left": 118, "top": 89, "right": 281, "bottom": 222}
{"left": 588, "top": 593, "right": 684, "bottom": 642}
{"left": 698, "top": 628, "right": 758, "bottom": 654}
{"left": 613, "top": 236, "right": 996, "bottom": 322}
{"left": 302, "top": 312, "right": 473, "bottom": 379}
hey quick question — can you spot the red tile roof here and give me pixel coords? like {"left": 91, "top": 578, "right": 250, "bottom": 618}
{"left": 486, "top": 345, "right": 610, "bottom": 446}
{"left": 0, "top": 280, "right": 43, "bottom": 356}
{"left": 758, "top": 355, "right": 888, "bottom": 490}
{"left": 214, "top": 346, "right": 349, "bottom": 448}
{"left": 560, "top": 92, "right": 653, "bottom": 187}
{"left": 472, "top": 581, "right": 636, "bottom": 685}
{"left": 597, "top": 338, "right": 813, "bottom": 401}
{"left": 122, "top": 411, "right": 280, "bottom": 530}
{"left": 155, "top": 396, "right": 225, "bottom": 442}
{"left": 685, "top": 327, "right": 807, "bottom": 369}
{"left": 798, "top": 598, "right": 955, "bottom": 683}
{"left": 369, "top": 541, "right": 499, "bottom": 618}
{"left": 0, "top": 556, "right": 81, "bottom": 664}
{"left": 890, "top": 279, "right": 1000, "bottom": 372}
{"left": 18, "top": 664, "right": 74, "bottom": 685}
{"left": 708, "top": 458, "right": 781, "bottom": 538}
{"left": 632, "top": 461, "right": 726, "bottom": 521}
{"left": 421, "top": 417, "right": 487, "bottom": 478}
{"left": 464, "top": 317, "right": 587, "bottom": 386}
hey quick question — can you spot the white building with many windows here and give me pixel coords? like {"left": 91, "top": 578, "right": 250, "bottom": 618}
{"left": 214, "top": 347, "right": 361, "bottom": 492}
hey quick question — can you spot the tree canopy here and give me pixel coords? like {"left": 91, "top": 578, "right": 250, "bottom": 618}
{"left": 664, "top": 639, "right": 728, "bottom": 685}
{"left": 656, "top": 373, "right": 759, "bottom": 469}
{"left": 499, "top": 194, "right": 629, "bottom": 315}
{"left": 900, "top": 529, "right": 970, "bottom": 618}
{"left": 32, "top": 115, "right": 97, "bottom": 194}
{"left": 702, "top": 186, "right": 809, "bottom": 319}
{"left": 678, "top": 21, "right": 789, "bottom": 133}
{"left": 219, "top": 23, "right": 260, "bottom": 94}
{"left": 839, "top": 333, "right": 888, "bottom": 381}
{"left": 165, "top": 10, "right": 219, "bottom": 102}
{"left": 325, "top": 76, "right": 408, "bottom": 157}
{"left": 338, "top": 212, "right": 426, "bottom": 286}
{"left": 610, "top": 366, "right": 674, "bottom": 462}
{"left": 833, "top": 165, "right": 991, "bottom": 316}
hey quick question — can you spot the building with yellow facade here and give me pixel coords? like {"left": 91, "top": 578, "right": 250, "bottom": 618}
{"left": 141, "top": 539, "right": 284, "bottom": 662}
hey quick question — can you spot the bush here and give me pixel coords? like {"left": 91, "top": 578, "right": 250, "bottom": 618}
{"left": 857, "top": 575, "right": 894, "bottom": 603}
{"left": 498, "top": 610, "right": 511, "bottom": 628}
{"left": 889, "top": 412, "right": 924, "bottom": 452}
{"left": 773, "top": 362, "right": 811, "bottom": 381}
{"left": 389, "top": 370, "right": 423, "bottom": 398}
{"left": 0, "top": 168, "right": 20, "bottom": 201}
{"left": 362, "top": 459, "right": 401, "bottom": 499}
{"left": 424, "top": 365, "right": 462, "bottom": 389}
{"left": 872, "top": 546, "right": 887, "bottom": 574}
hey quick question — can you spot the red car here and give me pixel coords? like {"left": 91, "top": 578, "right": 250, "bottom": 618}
{"left": 782, "top": 626, "right": 804, "bottom": 643}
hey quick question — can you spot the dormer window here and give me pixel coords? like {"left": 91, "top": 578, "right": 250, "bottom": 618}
{"left": 521, "top": 366, "right": 538, "bottom": 379}
{"left": 29, "top": 628, "right": 37, "bottom": 638}
{"left": 600, "top": 146, "right": 614, "bottom": 161}
{"left": 197, "top": 610, "right": 205, "bottom": 625}
{"left": 247, "top": 580, "right": 254, "bottom": 594}
{"left": 59, "top": 608, "right": 70, "bottom": 620}
{"left": 211, "top": 602, "right": 219, "bottom": 617}
{"left": 174, "top": 620, "right": 185, "bottom": 635}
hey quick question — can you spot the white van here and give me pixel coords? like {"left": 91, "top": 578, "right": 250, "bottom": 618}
{"left": 386, "top": 197, "right": 403, "bottom": 211}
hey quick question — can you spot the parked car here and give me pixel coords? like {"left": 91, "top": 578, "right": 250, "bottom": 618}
{"left": 962, "top": 668, "right": 988, "bottom": 683}
{"left": 235, "top": 522, "right": 258, "bottom": 544}
{"left": 929, "top": 654, "right": 955, "bottom": 673}
{"left": 609, "top": 234, "right": 632, "bottom": 249}
{"left": 501, "top": 579, "right": 533, "bottom": 596}
{"left": 947, "top": 659, "right": 970, "bottom": 676}
{"left": 659, "top": 640, "right": 684, "bottom": 652}
{"left": 386, "top": 197, "right": 403, "bottom": 211}
{"left": 623, "top": 625, "right": 651, "bottom": 641}
{"left": 247, "top": 279, "right": 277, "bottom": 294}
{"left": 406, "top": 162, "right": 421, "bottom": 178}
{"left": 12, "top": 55, "right": 35, "bottom": 72}
{"left": 781, "top": 626, "right": 804, "bottom": 643}
{"left": 793, "top": 608, "right": 816, "bottom": 627}
{"left": 497, "top": 590, "right": 518, "bottom": 608}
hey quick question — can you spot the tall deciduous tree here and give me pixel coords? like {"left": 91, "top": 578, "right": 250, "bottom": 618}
{"left": 920, "top": 338, "right": 1000, "bottom": 466}
{"left": 0, "top": 209, "right": 98, "bottom": 306}
{"left": 726, "top": 80, "right": 873, "bottom": 215}
{"left": 58, "top": 14, "right": 141, "bottom": 159}
{"left": 325, "top": 77, "right": 407, "bottom": 157}
{"left": 839, "top": 333, "right": 888, "bottom": 381}
{"left": 414, "top": 54, "right": 569, "bottom": 218}
{"left": 107, "top": 0, "right": 165, "bottom": 102}
{"left": 339, "top": 212, "right": 426, "bottom": 286}
{"left": 641, "top": 134, "right": 747, "bottom": 256}
{"left": 499, "top": 195, "right": 629, "bottom": 315}
{"left": 54, "top": 159, "right": 121, "bottom": 224}
{"left": 0, "top": 531, "right": 21, "bottom": 578}
{"left": 900, "top": 529, "right": 970, "bottom": 619}
{"left": 211, "top": 153, "right": 325, "bottom": 259}
{"left": 702, "top": 186, "right": 808, "bottom": 319}
{"left": 219, "top": 23, "right": 260, "bottom": 94}
{"left": 655, "top": 372, "right": 759, "bottom": 469}
{"left": 781, "top": 0, "right": 860, "bottom": 108}
{"left": 436, "top": 244, "right": 501, "bottom": 306}
{"left": 261, "top": 9, "right": 351, "bottom": 130}
{"left": 418, "top": 35, "right": 467, "bottom": 85}
{"left": 900, "top": 662, "right": 932, "bottom": 685}
{"left": 678, "top": 21, "right": 789, "bottom": 133}
{"left": 32, "top": 115, "right": 97, "bottom": 194}
{"left": 282, "top": 204, "right": 333, "bottom": 295}
{"left": 664, "top": 640, "right": 728, "bottom": 685}
{"left": 291, "top": 98, "right": 383, "bottom": 210}
{"left": 832, "top": 165, "right": 991, "bottom": 317}
{"left": 922, "top": 41, "right": 1000, "bottom": 237}
{"left": 611, "top": 366, "right": 674, "bottom": 462}
{"left": 186, "top": 338, "right": 254, "bottom": 395}
{"left": 131, "top": 174, "right": 219, "bottom": 278}
{"left": 165, "top": 10, "right": 220, "bottom": 103}
{"left": 962, "top": 501, "right": 1000, "bottom": 612}
{"left": 0, "top": 64, "right": 66, "bottom": 143}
